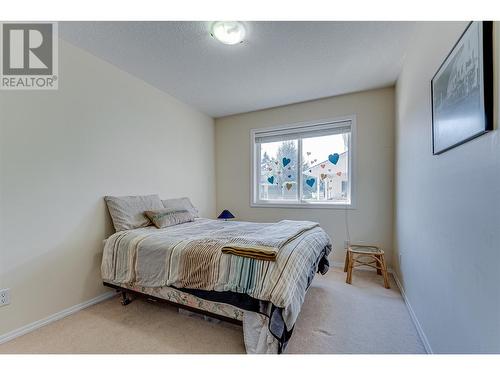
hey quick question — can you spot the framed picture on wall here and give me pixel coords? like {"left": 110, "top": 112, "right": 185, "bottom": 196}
{"left": 431, "top": 21, "right": 493, "bottom": 155}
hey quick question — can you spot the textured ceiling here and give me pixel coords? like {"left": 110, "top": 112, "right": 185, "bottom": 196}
{"left": 60, "top": 21, "right": 417, "bottom": 117}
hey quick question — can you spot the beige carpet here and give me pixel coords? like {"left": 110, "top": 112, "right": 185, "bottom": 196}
{"left": 0, "top": 268, "right": 425, "bottom": 354}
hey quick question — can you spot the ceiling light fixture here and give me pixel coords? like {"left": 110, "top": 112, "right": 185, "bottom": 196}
{"left": 211, "top": 21, "right": 246, "bottom": 45}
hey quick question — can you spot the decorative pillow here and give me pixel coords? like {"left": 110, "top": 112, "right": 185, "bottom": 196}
{"left": 144, "top": 208, "right": 195, "bottom": 229}
{"left": 104, "top": 194, "right": 163, "bottom": 232}
{"left": 161, "top": 197, "right": 199, "bottom": 217}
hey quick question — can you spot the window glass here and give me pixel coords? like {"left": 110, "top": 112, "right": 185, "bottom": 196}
{"left": 302, "top": 133, "right": 349, "bottom": 203}
{"left": 259, "top": 140, "right": 298, "bottom": 201}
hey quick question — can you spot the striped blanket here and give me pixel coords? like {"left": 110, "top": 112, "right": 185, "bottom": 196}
{"left": 101, "top": 218, "right": 331, "bottom": 308}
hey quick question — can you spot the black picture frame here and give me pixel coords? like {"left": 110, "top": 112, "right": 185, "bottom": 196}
{"left": 431, "top": 21, "right": 493, "bottom": 155}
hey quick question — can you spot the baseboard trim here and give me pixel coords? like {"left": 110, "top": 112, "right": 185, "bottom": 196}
{"left": 391, "top": 272, "right": 433, "bottom": 354}
{"left": 0, "top": 291, "right": 116, "bottom": 345}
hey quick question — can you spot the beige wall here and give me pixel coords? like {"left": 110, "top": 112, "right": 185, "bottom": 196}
{"left": 394, "top": 22, "right": 500, "bottom": 353}
{"left": 0, "top": 39, "right": 215, "bottom": 336}
{"left": 215, "top": 87, "right": 395, "bottom": 266}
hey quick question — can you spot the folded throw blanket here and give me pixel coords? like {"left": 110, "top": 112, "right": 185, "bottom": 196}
{"left": 221, "top": 244, "right": 278, "bottom": 261}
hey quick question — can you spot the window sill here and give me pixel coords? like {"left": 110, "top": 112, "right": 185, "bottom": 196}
{"left": 250, "top": 201, "right": 356, "bottom": 209}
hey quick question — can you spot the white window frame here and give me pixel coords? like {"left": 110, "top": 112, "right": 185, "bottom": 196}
{"left": 250, "top": 115, "right": 357, "bottom": 209}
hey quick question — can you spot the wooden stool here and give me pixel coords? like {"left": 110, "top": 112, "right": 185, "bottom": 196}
{"left": 344, "top": 245, "right": 390, "bottom": 289}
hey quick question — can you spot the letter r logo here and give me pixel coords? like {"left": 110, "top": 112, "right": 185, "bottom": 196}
{"left": 2, "top": 23, "right": 53, "bottom": 75}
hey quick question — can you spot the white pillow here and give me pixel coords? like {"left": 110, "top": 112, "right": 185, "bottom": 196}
{"left": 162, "top": 197, "right": 199, "bottom": 217}
{"left": 104, "top": 194, "right": 163, "bottom": 232}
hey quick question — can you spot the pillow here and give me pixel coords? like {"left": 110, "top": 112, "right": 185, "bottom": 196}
{"left": 162, "top": 197, "right": 199, "bottom": 217}
{"left": 144, "top": 208, "right": 195, "bottom": 229}
{"left": 104, "top": 194, "right": 163, "bottom": 232}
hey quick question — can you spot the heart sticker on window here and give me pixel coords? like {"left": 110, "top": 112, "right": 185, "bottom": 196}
{"left": 306, "top": 178, "right": 315, "bottom": 187}
{"left": 328, "top": 153, "right": 340, "bottom": 165}
{"left": 282, "top": 157, "right": 291, "bottom": 167}
{"left": 285, "top": 183, "right": 293, "bottom": 190}
{"left": 267, "top": 176, "right": 274, "bottom": 184}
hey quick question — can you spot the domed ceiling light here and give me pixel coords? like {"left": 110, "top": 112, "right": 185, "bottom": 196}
{"left": 211, "top": 21, "right": 246, "bottom": 45}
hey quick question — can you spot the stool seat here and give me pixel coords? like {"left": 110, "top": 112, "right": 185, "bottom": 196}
{"left": 348, "top": 244, "right": 383, "bottom": 254}
{"left": 344, "top": 244, "right": 390, "bottom": 289}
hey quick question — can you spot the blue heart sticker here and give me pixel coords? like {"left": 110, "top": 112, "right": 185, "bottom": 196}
{"left": 282, "top": 157, "right": 291, "bottom": 167}
{"left": 287, "top": 175, "right": 292, "bottom": 178}
{"left": 328, "top": 153, "right": 340, "bottom": 165}
{"left": 267, "top": 176, "right": 274, "bottom": 184}
{"left": 306, "top": 178, "right": 315, "bottom": 187}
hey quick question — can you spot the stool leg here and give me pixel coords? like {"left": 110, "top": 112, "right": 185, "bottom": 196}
{"left": 344, "top": 250, "right": 349, "bottom": 272}
{"left": 375, "top": 254, "right": 382, "bottom": 275}
{"left": 380, "top": 254, "right": 390, "bottom": 289}
{"left": 346, "top": 252, "right": 354, "bottom": 284}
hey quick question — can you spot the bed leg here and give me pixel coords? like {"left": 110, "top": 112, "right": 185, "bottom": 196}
{"left": 120, "top": 291, "right": 132, "bottom": 306}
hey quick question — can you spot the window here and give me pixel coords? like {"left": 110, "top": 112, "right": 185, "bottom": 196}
{"left": 251, "top": 116, "right": 355, "bottom": 208}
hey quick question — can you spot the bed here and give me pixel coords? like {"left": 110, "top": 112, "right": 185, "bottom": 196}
{"left": 101, "top": 201, "right": 331, "bottom": 354}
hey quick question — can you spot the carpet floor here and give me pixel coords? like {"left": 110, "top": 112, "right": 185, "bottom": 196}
{"left": 0, "top": 267, "right": 426, "bottom": 354}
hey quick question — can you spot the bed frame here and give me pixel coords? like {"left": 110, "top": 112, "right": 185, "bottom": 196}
{"left": 103, "top": 282, "right": 243, "bottom": 326}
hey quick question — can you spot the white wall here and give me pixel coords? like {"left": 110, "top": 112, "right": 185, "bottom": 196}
{"left": 215, "top": 87, "right": 395, "bottom": 266}
{"left": 394, "top": 22, "right": 500, "bottom": 353}
{"left": 0, "top": 39, "right": 215, "bottom": 336}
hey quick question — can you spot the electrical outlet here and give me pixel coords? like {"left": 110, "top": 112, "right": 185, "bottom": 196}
{"left": 0, "top": 288, "right": 10, "bottom": 307}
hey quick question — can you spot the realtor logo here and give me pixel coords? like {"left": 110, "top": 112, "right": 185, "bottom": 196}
{"left": 1, "top": 22, "right": 58, "bottom": 89}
